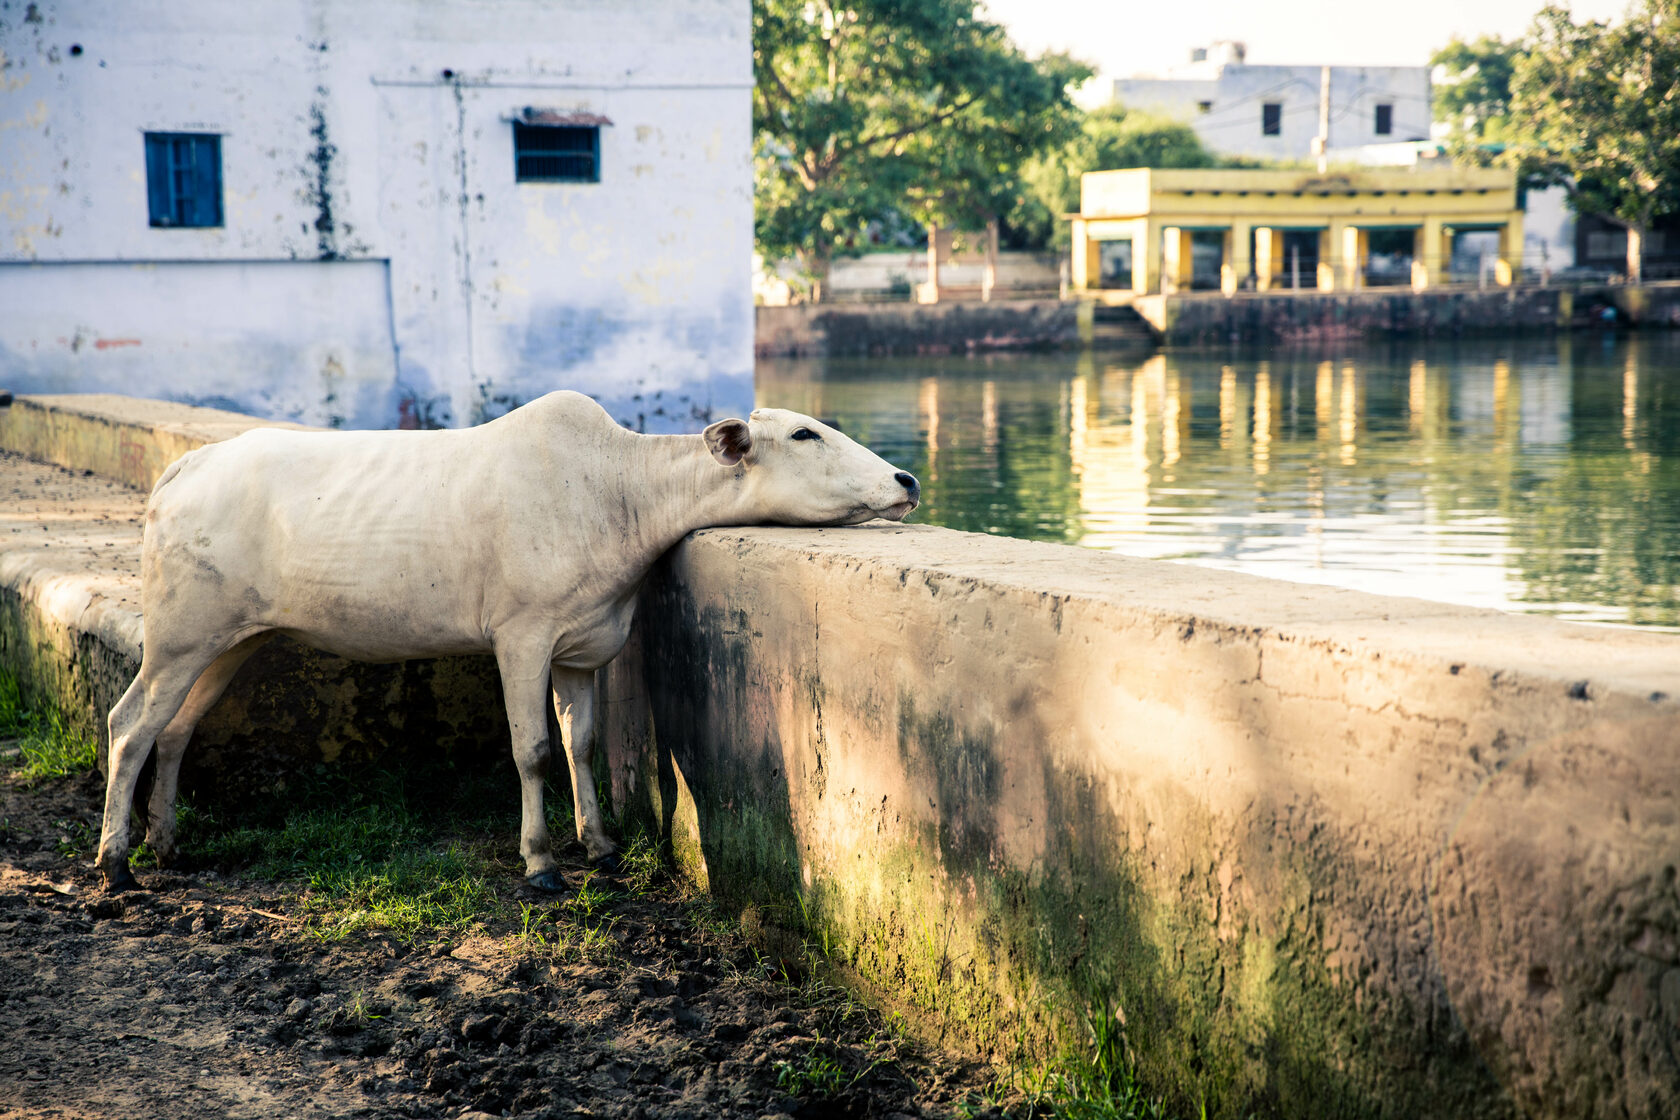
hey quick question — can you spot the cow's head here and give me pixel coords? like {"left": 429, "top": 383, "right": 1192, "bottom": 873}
{"left": 703, "top": 408, "right": 920, "bottom": 525}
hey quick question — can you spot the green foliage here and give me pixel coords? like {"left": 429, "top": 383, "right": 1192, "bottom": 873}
{"left": 509, "top": 871, "right": 624, "bottom": 959}
{"left": 616, "top": 831, "right": 666, "bottom": 895}
{"left": 1508, "top": 0, "right": 1680, "bottom": 279}
{"left": 0, "top": 670, "right": 98, "bottom": 785}
{"left": 774, "top": 1035, "right": 882, "bottom": 1101}
{"left": 1030, "top": 1002, "right": 1171, "bottom": 1120}
{"left": 753, "top": 0, "right": 1090, "bottom": 291}
{"left": 1430, "top": 34, "right": 1522, "bottom": 162}
{"left": 186, "top": 795, "right": 499, "bottom": 942}
{"left": 1010, "top": 104, "right": 1220, "bottom": 250}
{"left": 1436, "top": 1, "right": 1680, "bottom": 279}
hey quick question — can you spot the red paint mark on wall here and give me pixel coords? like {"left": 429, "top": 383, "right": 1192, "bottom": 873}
{"left": 94, "top": 338, "right": 142, "bottom": 350}
{"left": 118, "top": 439, "right": 146, "bottom": 480}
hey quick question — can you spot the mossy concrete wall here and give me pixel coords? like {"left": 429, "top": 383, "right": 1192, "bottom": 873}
{"left": 601, "top": 526, "right": 1680, "bottom": 1120}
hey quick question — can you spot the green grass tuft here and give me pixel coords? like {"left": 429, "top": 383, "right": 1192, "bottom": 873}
{"left": 0, "top": 669, "right": 99, "bottom": 784}
{"left": 166, "top": 760, "right": 516, "bottom": 943}
{"left": 984, "top": 1002, "right": 1170, "bottom": 1120}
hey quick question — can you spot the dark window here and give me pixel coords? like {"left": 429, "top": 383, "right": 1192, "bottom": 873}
{"left": 1197, "top": 100, "right": 1213, "bottom": 114}
{"left": 1262, "top": 102, "right": 1282, "bottom": 136}
{"left": 514, "top": 122, "right": 599, "bottom": 183}
{"left": 1097, "top": 239, "right": 1133, "bottom": 289}
{"left": 1374, "top": 103, "right": 1393, "bottom": 135}
{"left": 144, "top": 133, "right": 222, "bottom": 228}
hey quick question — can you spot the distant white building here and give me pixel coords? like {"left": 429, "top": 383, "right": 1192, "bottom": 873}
{"left": 0, "top": 0, "right": 751, "bottom": 431}
{"left": 1109, "top": 43, "right": 1578, "bottom": 272}
{"left": 1111, "top": 41, "right": 1432, "bottom": 164}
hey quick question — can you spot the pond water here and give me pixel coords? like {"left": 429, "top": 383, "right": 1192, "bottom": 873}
{"left": 757, "top": 332, "right": 1680, "bottom": 629}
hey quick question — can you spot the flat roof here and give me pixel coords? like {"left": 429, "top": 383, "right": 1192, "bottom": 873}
{"left": 1077, "top": 166, "right": 1520, "bottom": 224}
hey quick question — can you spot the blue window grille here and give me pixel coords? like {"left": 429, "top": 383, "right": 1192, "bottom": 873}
{"left": 144, "top": 133, "right": 223, "bottom": 228}
{"left": 513, "top": 122, "right": 599, "bottom": 183}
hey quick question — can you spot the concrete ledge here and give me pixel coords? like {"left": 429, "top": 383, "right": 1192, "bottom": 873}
{"left": 604, "top": 526, "right": 1680, "bottom": 1119}
{"left": 0, "top": 393, "right": 312, "bottom": 492}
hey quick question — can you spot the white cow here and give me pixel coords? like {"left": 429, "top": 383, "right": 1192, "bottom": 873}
{"left": 96, "top": 391, "right": 919, "bottom": 891}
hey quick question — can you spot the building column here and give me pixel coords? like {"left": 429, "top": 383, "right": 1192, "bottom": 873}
{"left": 1070, "top": 218, "right": 1096, "bottom": 291}
{"left": 1222, "top": 221, "right": 1251, "bottom": 296}
{"left": 1319, "top": 220, "right": 1346, "bottom": 291}
{"left": 1497, "top": 212, "right": 1524, "bottom": 286}
{"left": 1255, "top": 227, "right": 1285, "bottom": 292}
{"left": 1343, "top": 225, "right": 1369, "bottom": 290}
{"left": 1132, "top": 217, "right": 1159, "bottom": 295}
{"left": 1412, "top": 217, "right": 1443, "bottom": 290}
{"left": 1163, "top": 226, "right": 1194, "bottom": 294}
{"left": 982, "top": 218, "right": 999, "bottom": 302}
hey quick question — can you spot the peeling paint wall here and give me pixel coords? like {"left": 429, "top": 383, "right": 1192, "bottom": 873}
{"left": 0, "top": 0, "right": 752, "bottom": 430}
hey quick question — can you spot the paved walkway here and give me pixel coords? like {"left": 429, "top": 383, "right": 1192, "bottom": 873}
{"left": 1, "top": 448, "right": 145, "bottom": 661}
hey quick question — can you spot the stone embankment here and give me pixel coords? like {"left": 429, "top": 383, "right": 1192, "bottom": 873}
{"left": 4, "top": 393, "right": 1679, "bottom": 1119}
{"left": 754, "top": 282, "right": 1680, "bottom": 355}
{"left": 1136, "top": 280, "right": 1680, "bottom": 346}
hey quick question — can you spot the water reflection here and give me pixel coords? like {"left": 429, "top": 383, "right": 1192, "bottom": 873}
{"left": 757, "top": 333, "right": 1680, "bottom": 629}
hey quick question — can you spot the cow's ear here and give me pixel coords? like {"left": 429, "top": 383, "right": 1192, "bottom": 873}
{"left": 703, "top": 418, "right": 753, "bottom": 466}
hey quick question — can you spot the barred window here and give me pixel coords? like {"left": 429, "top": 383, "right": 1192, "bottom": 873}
{"left": 513, "top": 122, "right": 599, "bottom": 183}
{"left": 1261, "top": 102, "right": 1282, "bottom": 136}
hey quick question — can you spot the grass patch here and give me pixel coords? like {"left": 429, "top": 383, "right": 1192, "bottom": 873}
{"left": 153, "top": 746, "right": 676, "bottom": 950}
{"left": 164, "top": 755, "right": 527, "bottom": 943}
{"left": 775, "top": 1034, "right": 885, "bottom": 1101}
{"left": 967, "top": 1003, "right": 1171, "bottom": 1120}
{"left": 508, "top": 870, "right": 625, "bottom": 959}
{"left": 0, "top": 669, "right": 98, "bottom": 785}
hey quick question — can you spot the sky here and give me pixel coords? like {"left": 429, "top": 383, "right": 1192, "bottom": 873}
{"left": 979, "top": 0, "right": 1632, "bottom": 103}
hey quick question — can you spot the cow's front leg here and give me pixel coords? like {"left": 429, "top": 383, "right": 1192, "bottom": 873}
{"left": 494, "top": 640, "right": 564, "bottom": 891}
{"left": 552, "top": 666, "right": 618, "bottom": 870}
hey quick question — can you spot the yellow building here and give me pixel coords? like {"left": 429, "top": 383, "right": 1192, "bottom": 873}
{"left": 1070, "top": 167, "right": 1524, "bottom": 296}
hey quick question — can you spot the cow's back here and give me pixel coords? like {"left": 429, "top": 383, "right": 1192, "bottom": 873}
{"left": 141, "top": 392, "right": 632, "bottom": 662}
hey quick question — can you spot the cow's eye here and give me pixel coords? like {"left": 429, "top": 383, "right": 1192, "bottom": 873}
{"left": 791, "top": 427, "right": 821, "bottom": 441}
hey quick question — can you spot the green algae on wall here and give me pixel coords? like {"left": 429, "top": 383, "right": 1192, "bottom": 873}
{"left": 620, "top": 553, "right": 1523, "bottom": 1120}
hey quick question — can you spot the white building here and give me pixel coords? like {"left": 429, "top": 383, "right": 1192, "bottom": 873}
{"left": 0, "top": 0, "right": 751, "bottom": 431}
{"left": 1112, "top": 41, "right": 1432, "bottom": 164}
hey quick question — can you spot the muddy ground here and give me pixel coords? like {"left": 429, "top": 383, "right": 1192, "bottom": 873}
{"left": 0, "top": 769, "right": 1013, "bottom": 1120}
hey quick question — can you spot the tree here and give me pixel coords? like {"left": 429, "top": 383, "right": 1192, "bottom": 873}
{"left": 753, "top": 0, "right": 1089, "bottom": 299}
{"left": 1009, "top": 104, "right": 1219, "bottom": 251}
{"left": 1505, "top": 0, "right": 1680, "bottom": 282}
{"left": 1430, "top": 34, "right": 1521, "bottom": 164}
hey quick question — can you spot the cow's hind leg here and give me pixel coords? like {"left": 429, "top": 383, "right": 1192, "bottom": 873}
{"left": 495, "top": 639, "right": 565, "bottom": 890}
{"left": 97, "top": 640, "right": 247, "bottom": 890}
{"left": 143, "top": 634, "right": 274, "bottom": 867}
{"left": 553, "top": 666, "right": 617, "bottom": 872}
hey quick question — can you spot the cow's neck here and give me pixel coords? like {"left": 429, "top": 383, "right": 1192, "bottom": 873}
{"left": 620, "top": 433, "right": 758, "bottom": 562}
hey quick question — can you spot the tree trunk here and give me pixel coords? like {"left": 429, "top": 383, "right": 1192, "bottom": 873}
{"left": 1627, "top": 225, "right": 1645, "bottom": 285}
{"left": 801, "top": 251, "right": 832, "bottom": 304}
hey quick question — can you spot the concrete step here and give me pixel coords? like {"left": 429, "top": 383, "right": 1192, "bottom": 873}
{"left": 1088, "top": 302, "right": 1158, "bottom": 347}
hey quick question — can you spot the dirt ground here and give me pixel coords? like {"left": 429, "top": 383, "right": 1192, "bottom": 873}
{"left": 0, "top": 769, "right": 1011, "bottom": 1120}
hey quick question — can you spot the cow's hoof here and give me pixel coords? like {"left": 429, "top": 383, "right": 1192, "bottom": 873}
{"left": 525, "top": 869, "right": 567, "bottom": 893}
{"left": 591, "top": 851, "right": 622, "bottom": 875}
{"left": 104, "top": 867, "right": 142, "bottom": 893}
